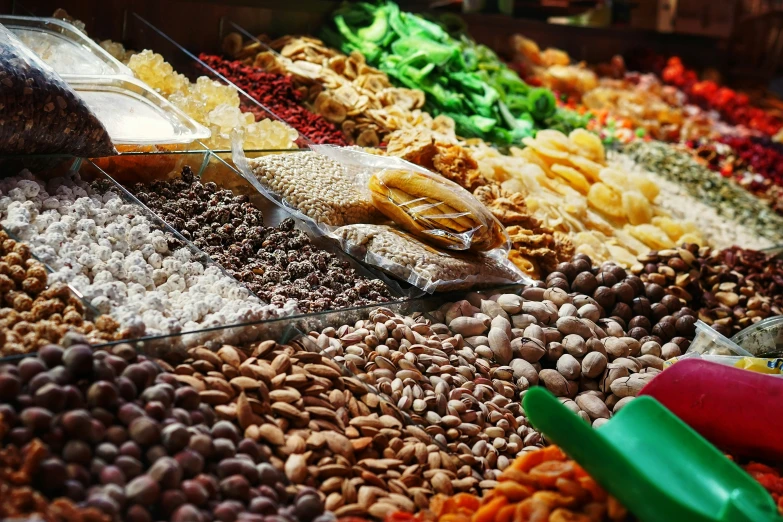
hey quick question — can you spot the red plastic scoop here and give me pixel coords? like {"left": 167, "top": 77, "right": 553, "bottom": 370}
{"left": 640, "top": 358, "right": 783, "bottom": 462}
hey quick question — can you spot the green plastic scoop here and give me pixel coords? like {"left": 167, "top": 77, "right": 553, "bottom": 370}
{"left": 522, "top": 387, "right": 781, "bottom": 522}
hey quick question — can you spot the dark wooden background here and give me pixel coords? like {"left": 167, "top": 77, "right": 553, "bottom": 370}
{"left": 6, "top": 0, "right": 724, "bottom": 70}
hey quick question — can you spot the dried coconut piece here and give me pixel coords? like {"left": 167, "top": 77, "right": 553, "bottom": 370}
{"left": 249, "top": 152, "right": 381, "bottom": 227}
{"left": 333, "top": 224, "right": 523, "bottom": 292}
{"left": 0, "top": 25, "right": 115, "bottom": 157}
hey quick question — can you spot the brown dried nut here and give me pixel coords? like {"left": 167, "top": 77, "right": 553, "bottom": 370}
{"left": 521, "top": 301, "right": 557, "bottom": 325}
{"left": 488, "top": 327, "right": 512, "bottom": 365}
{"left": 561, "top": 334, "right": 587, "bottom": 357}
{"left": 539, "top": 369, "right": 569, "bottom": 397}
{"left": 636, "top": 354, "right": 664, "bottom": 370}
{"left": 575, "top": 393, "right": 611, "bottom": 420}
{"left": 600, "top": 364, "right": 630, "bottom": 394}
{"left": 556, "top": 317, "right": 593, "bottom": 339}
{"left": 448, "top": 317, "right": 487, "bottom": 337}
{"left": 610, "top": 373, "right": 654, "bottom": 398}
{"left": 496, "top": 294, "right": 524, "bottom": 314}
{"left": 612, "top": 357, "right": 640, "bottom": 373}
{"left": 581, "top": 352, "right": 607, "bottom": 379}
{"left": 511, "top": 359, "right": 539, "bottom": 385}
{"left": 546, "top": 341, "right": 564, "bottom": 361}
{"left": 556, "top": 354, "right": 581, "bottom": 380}
{"left": 516, "top": 338, "right": 545, "bottom": 363}
{"left": 613, "top": 396, "right": 635, "bottom": 413}
{"left": 603, "top": 338, "right": 630, "bottom": 360}
{"left": 661, "top": 342, "right": 682, "bottom": 360}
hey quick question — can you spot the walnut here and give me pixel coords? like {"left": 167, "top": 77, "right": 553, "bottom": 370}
{"left": 25, "top": 264, "right": 47, "bottom": 281}
{"left": 12, "top": 242, "right": 31, "bottom": 261}
{"left": 0, "top": 274, "right": 14, "bottom": 294}
{"left": 21, "top": 277, "right": 45, "bottom": 295}
{"left": 95, "top": 314, "right": 120, "bottom": 333}
{"left": 5, "top": 252, "right": 23, "bottom": 266}
{"left": 8, "top": 265, "right": 26, "bottom": 283}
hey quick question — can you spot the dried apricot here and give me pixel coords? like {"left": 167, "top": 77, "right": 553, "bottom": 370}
{"left": 496, "top": 504, "right": 517, "bottom": 522}
{"left": 493, "top": 481, "right": 534, "bottom": 502}
{"left": 472, "top": 496, "right": 507, "bottom": 522}
{"left": 530, "top": 461, "right": 576, "bottom": 488}
{"left": 548, "top": 508, "right": 592, "bottom": 522}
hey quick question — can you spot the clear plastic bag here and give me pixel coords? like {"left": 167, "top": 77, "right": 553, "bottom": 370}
{"left": 731, "top": 316, "right": 783, "bottom": 357}
{"left": 332, "top": 224, "right": 527, "bottom": 293}
{"left": 316, "top": 145, "right": 509, "bottom": 253}
{"left": 686, "top": 320, "right": 752, "bottom": 357}
{"left": 0, "top": 24, "right": 115, "bottom": 157}
{"left": 232, "top": 141, "right": 524, "bottom": 292}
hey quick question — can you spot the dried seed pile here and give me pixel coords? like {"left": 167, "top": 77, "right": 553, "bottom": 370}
{"left": 0, "top": 230, "right": 121, "bottom": 355}
{"left": 127, "top": 167, "right": 392, "bottom": 313}
{"left": 250, "top": 152, "right": 381, "bottom": 227}
{"left": 624, "top": 141, "right": 783, "bottom": 245}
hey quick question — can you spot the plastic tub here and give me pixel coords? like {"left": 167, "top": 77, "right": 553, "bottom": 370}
{"left": 0, "top": 15, "right": 131, "bottom": 76}
{"left": 68, "top": 75, "right": 210, "bottom": 146}
{"left": 686, "top": 320, "right": 752, "bottom": 357}
{"left": 731, "top": 316, "right": 783, "bottom": 357}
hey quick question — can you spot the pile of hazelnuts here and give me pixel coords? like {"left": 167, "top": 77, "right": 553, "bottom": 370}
{"left": 545, "top": 254, "right": 698, "bottom": 350}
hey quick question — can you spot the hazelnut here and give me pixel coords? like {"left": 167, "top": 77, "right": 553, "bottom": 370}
{"left": 632, "top": 297, "right": 652, "bottom": 317}
{"left": 612, "top": 282, "right": 634, "bottom": 304}
{"left": 572, "top": 272, "right": 598, "bottom": 295}
{"left": 593, "top": 287, "right": 615, "bottom": 310}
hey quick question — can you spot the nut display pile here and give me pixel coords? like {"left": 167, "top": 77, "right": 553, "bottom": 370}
{"left": 0, "top": 230, "right": 122, "bottom": 356}
{"left": 0, "top": 172, "right": 290, "bottom": 339}
{"left": 0, "top": 343, "right": 331, "bottom": 522}
{"left": 631, "top": 246, "right": 783, "bottom": 336}
{"left": 390, "top": 445, "right": 632, "bottom": 522}
{"left": 126, "top": 166, "right": 392, "bottom": 313}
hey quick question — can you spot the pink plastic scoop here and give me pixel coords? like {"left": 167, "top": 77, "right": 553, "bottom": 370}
{"left": 640, "top": 358, "right": 783, "bottom": 462}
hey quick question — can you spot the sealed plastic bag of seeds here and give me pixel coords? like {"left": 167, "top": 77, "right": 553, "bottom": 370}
{"left": 0, "top": 24, "right": 115, "bottom": 157}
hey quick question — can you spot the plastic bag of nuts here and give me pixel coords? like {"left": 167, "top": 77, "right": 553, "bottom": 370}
{"left": 0, "top": 25, "right": 115, "bottom": 157}
{"left": 332, "top": 224, "right": 527, "bottom": 292}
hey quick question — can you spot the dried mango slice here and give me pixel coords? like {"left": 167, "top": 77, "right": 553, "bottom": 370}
{"left": 627, "top": 172, "right": 660, "bottom": 202}
{"left": 536, "top": 130, "right": 576, "bottom": 152}
{"left": 598, "top": 168, "right": 630, "bottom": 192}
{"left": 566, "top": 155, "right": 603, "bottom": 183}
{"left": 651, "top": 216, "right": 684, "bottom": 240}
{"left": 621, "top": 190, "right": 653, "bottom": 225}
{"left": 523, "top": 137, "right": 570, "bottom": 161}
{"left": 587, "top": 183, "right": 624, "bottom": 219}
{"left": 551, "top": 164, "right": 590, "bottom": 195}
{"left": 626, "top": 224, "right": 675, "bottom": 250}
{"left": 678, "top": 232, "right": 705, "bottom": 246}
{"left": 568, "top": 128, "right": 605, "bottom": 163}
{"left": 606, "top": 244, "right": 637, "bottom": 267}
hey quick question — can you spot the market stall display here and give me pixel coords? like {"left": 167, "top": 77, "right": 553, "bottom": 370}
{"left": 323, "top": 2, "right": 589, "bottom": 145}
{"left": 2, "top": 6, "right": 783, "bottom": 522}
{"left": 221, "top": 34, "right": 437, "bottom": 146}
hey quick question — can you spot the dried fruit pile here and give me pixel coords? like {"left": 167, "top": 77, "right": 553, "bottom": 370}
{"left": 661, "top": 57, "right": 783, "bottom": 136}
{"left": 224, "top": 33, "right": 437, "bottom": 146}
{"left": 198, "top": 54, "right": 347, "bottom": 145}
